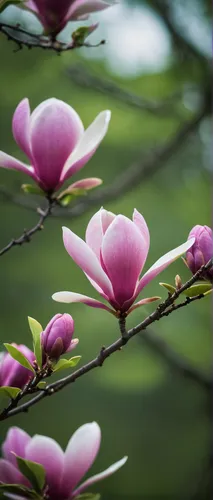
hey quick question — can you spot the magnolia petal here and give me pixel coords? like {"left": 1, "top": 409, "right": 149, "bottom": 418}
{"left": 85, "top": 208, "right": 104, "bottom": 260}
{"left": 136, "top": 238, "right": 195, "bottom": 295}
{"left": 61, "top": 110, "right": 111, "bottom": 181}
{"left": 66, "top": 177, "right": 103, "bottom": 192}
{"left": 2, "top": 428, "right": 31, "bottom": 467}
{"left": 68, "top": 0, "right": 111, "bottom": 20}
{"left": 62, "top": 422, "right": 101, "bottom": 495}
{"left": 133, "top": 208, "right": 150, "bottom": 263}
{"left": 12, "top": 98, "right": 31, "bottom": 159}
{"left": 66, "top": 338, "right": 79, "bottom": 352}
{"left": 101, "top": 215, "right": 147, "bottom": 307}
{"left": 0, "top": 459, "right": 24, "bottom": 485}
{"left": 0, "top": 152, "right": 36, "bottom": 179}
{"left": 62, "top": 226, "right": 113, "bottom": 298}
{"left": 52, "top": 291, "right": 114, "bottom": 313}
{"left": 73, "top": 456, "right": 128, "bottom": 497}
{"left": 29, "top": 98, "right": 84, "bottom": 191}
{"left": 25, "top": 435, "right": 64, "bottom": 495}
{"left": 127, "top": 296, "right": 161, "bottom": 315}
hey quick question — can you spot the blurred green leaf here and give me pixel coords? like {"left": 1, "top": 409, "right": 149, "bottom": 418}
{"left": 182, "top": 283, "right": 212, "bottom": 297}
{"left": 159, "top": 282, "right": 176, "bottom": 294}
{"left": 53, "top": 356, "right": 81, "bottom": 373}
{"left": 0, "top": 483, "right": 40, "bottom": 499}
{"left": 75, "top": 494, "right": 101, "bottom": 500}
{"left": 58, "top": 193, "right": 74, "bottom": 207}
{"left": 4, "top": 343, "right": 35, "bottom": 373}
{"left": 0, "top": 0, "right": 23, "bottom": 13}
{"left": 28, "top": 316, "right": 43, "bottom": 368}
{"left": 0, "top": 386, "right": 21, "bottom": 399}
{"left": 21, "top": 184, "right": 45, "bottom": 196}
{"left": 16, "top": 456, "right": 45, "bottom": 494}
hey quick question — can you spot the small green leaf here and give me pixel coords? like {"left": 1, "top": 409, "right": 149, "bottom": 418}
{"left": 4, "top": 344, "right": 35, "bottom": 373}
{"left": 21, "top": 184, "right": 45, "bottom": 196}
{"left": 37, "top": 381, "right": 46, "bottom": 389}
{"left": 16, "top": 456, "right": 45, "bottom": 494}
{"left": 182, "top": 283, "right": 212, "bottom": 297}
{"left": 53, "top": 356, "right": 81, "bottom": 373}
{"left": 72, "top": 26, "right": 96, "bottom": 45}
{"left": 0, "top": 483, "right": 40, "bottom": 499}
{"left": 159, "top": 283, "right": 176, "bottom": 294}
{"left": 58, "top": 193, "right": 74, "bottom": 206}
{"left": 75, "top": 494, "right": 101, "bottom": 500}
{"left": 0, "top": 386, "right": 21, "bottom": 399}
{"left": 28, "top": 317, "right": 43, "bottom": 368}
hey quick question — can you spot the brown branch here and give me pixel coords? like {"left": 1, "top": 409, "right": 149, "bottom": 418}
{"left": 0, "top": 197, "right": 54, "bottom": 256}
{"left": 0, "top": 259, "right": 212, "bottom": 422}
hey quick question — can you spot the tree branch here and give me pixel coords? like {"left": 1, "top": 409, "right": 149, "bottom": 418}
{"left": 0, "top": 197, "right": 54, "bottom": 256}
{"left": 1, "top": 260, "right": 212, "bottom": 421}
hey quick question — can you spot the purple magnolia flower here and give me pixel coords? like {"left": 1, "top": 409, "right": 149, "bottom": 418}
{"left": 0, "top": 344, "right": 35, "bottom": 389}
{"left": 0, "top": 423, "right": 127, "bottom": 499}
{"left": 25, "top": 0, "right": 113, "bottom": 35}
{"left": 0, "top": 98, "right": 111, "bottom": 193}
{"left": 186, "top": 225, "right": 213, "bottom": 281}
{"left": 42, "top": 313, "right": 78, "bottom": 359}
{"left": 52, "top": 208, "right": 195, "bottom": 315}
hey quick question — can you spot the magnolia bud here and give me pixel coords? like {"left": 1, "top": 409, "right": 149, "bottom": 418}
{"left": 0, "top": 344, "right": 35, "bottom": 389}
{"left": 41, "top": 314, "right": 77, "bottom": 360}
{"left": 186, "top": 225, "right": 213, "bottom": 281}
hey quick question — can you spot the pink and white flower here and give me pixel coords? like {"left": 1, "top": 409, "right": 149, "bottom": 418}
{"left": 52, "top": 208, "right": 195, "bottom": 315}
{"left": 0, "top": 98, "right": 111, "bottom": 193}
{"left": 0, "top": 423, "right": 127, "bottom": 499}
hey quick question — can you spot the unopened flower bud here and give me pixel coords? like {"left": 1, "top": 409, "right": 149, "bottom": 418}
{"left": 41, "top": 313, "right": 77, "bottom": 360}
{"left": 0, "top": 344, "right": 35, "bottom": 389}
{"left": 175, "top": 274, "right": 182, "bottom": 289}
{"left": 186, "top": 225, "right": 213, "bottom": 281}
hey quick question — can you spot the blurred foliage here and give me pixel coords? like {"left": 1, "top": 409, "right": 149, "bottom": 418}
{"left": 0, "top": 0, "right": 211, "bottom": 499}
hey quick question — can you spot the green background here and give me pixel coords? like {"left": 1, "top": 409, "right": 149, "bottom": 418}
{"left": 0, "top": 1, "right": 211, "bottom": 498}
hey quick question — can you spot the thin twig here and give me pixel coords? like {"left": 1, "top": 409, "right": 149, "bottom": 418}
{"left": 0, "top": 197, "right": 54, "bottom": 256}
{"left": 0, "top": 260, "right": 212, "bottom": 421}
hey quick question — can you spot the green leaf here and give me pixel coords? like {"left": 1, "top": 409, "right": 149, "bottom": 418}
{"left": 159, "top": 282, "right": 176, "bottom": 294}
{"left": 75, "top": 494, "right": 101, "bottom": 500}
{"left": 182, "top": 283, "right": 212, "bottom": 297}
{"left": 16, "top": 456, "right": 45, "bottom": 494}
{"left": 4, "top": 344, "right": 35, "bottom": 373}
{"left": 0, "top": 0, "right": 24, "bottom": 14}
{"left": 0, "top": 483, "right": 40, "bottom": 499}
{"left": 21, "top": 184, "right": 45, "bottom": 196}
{"left": 28, "top": 316, "right": 43, "bottom": 368}
{"left": 72, "top": 26, "right": 97, "bottom": 45}
{"left": 0, "top": 386, "right": 21, "bottom": 399}
{"left": 37, "top": 381, "right": 46, "bottom": 389}
{"left": 59, "top": 193, "right": 74, "bottom": 207}
{"left": 53, "top": 356, "right": 81, "bottom": 373}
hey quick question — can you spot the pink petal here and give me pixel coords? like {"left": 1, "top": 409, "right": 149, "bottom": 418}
{"left": 66, "top": 338, "right": 79, "bottom": 353}
{"left": 25, "top": 435, "right": 64, "bottom": 495}
{"left": 68, "top": 0, "right": 112, "bottom": 20}
{"left": 2, "top": 428, "right": 31, "bottom": 467}
{"left": 12, "top": 98, "right": 31, "bottom": 159}
{"left": 0, "top": 152, "right": 36, "bottom": 179}
{"left": 0, "top": 459, "right": 24, "bottom": 485}
{"left": 127, "top": 296, "right": 160, "bottom": 315}
{"left": 133, "top": 208, "right": 150, "bottom": 263}
{"left": 85, "top": 208, "right": 115, "bottom": 261}
{"left": 29, "top": 99, "right": 84, "bottom": 191}
{"left": 62, "top": 422, "right": 101, "bottom": 496}
{"left": 61, "top": 111, "right": 111, "bottom": 182}
{"left": 136, "top": 238, "right": 195, "bottom": 295}
{"left": 73, "top": 456, "right": 128, "bottom": 497}
{"left": 101, "top": 215, "right": 147, "bottom": 307}
{"left": 62, "top": 226, "right": 113, "bottom": 298}
{"left": 52, "top": 291, "right": 114, "bottom": 314}
{"left": 66, "top": 177, "right": 103, "bottom": 191}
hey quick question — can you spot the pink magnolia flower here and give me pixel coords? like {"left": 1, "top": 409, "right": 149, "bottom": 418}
{"left": 0, "top": 344, "right": 35, "bottom": 389}
{"left": 0, "top": 423, "right": 127, "bottom": 499}
{"left": 52, "top": 208, "right": 195, "bottom": 316}
{"left": 42, "top": 313, "right": 78, "bottom": 359}
{"left": 25, "top": 0, "right": 113, "bottom": 35}
{"left": 0, "top": 98, "right": 111, "bottom": 193}
{"left": 186, "top": 225, "right": 213, "bottom": 281}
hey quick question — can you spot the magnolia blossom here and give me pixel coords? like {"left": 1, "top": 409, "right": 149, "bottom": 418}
{"left": 186, "top": 225, "right": 213, "bottom": 281}
{"left": 0, "top": 344, "right": 35, "bottom": 389}
{"left": 52, "top": 208, "right": 195, "bottom": 315}
{"left": 42, "top": 313, "right": 78, "bottom": 359}
{"left": 0, "top": 423, "right": 127, "bottom": 499}
{"left": 0, "top": 98, "right": 111, "bottom": 193}
{"left": 25, "top": 0, "right": 113, "bottom": 35}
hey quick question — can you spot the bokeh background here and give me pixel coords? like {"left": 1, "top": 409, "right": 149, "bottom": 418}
{"left": 0, "top": 0, "right": 212, "bottom": 498}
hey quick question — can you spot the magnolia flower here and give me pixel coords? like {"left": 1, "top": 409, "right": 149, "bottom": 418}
{"left": 52, "top": 208, "right": 195, "bottom": 315}
{"left": 25, "top": 0, "right": 113, "bottom": 35}
{"left": 186, "top": 225, "right": 213, "bottom": 281}
{"left": 42, "top": 313, "right": 78, "bottom": 359}
{"left": 0, "top": 98, "right": 111, "bottom": 193}
{"left": 0, "top": 423, "right": 127, "bottom": 499}
{"left": 0, "top": 344, "right": 35, "bottom": 389}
